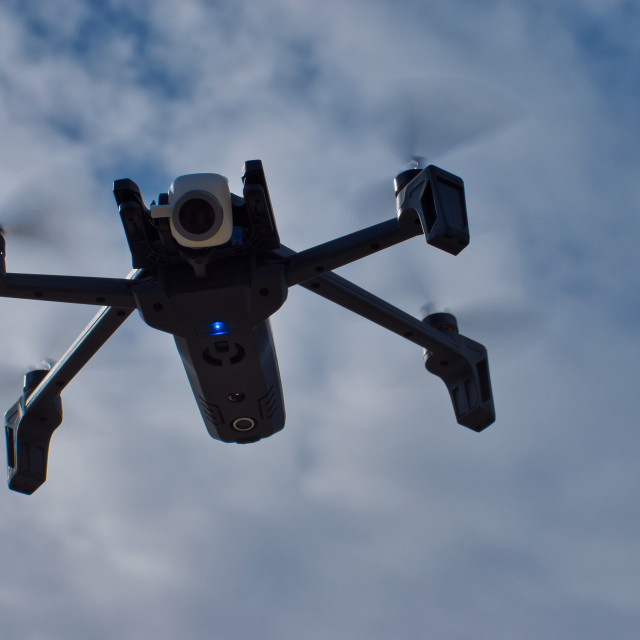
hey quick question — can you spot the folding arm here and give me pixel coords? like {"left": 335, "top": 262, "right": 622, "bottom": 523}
{"left": 281, "top": 217, "right": 423, "bottom": 287}
{"left": 0, "top": 234, "right": 139, "bottom": 307}
{"left": 5, "top": 270, "right": 141, "bottom": 494}
{"left": 0, "top": 273, "right": 138, "bottom": 307}
{"left": 277, "top": 237, "right": 495, "bottom": 432}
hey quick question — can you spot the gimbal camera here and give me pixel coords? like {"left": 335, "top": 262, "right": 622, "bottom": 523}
{"left": 149, "top": 173, "right": 234, "bottom": 248}
{"left": 3, "top": 160, "right": 494, "bottom": 494}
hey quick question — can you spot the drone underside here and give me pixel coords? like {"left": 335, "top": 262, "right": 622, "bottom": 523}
{"left": 3, "top": 160, "right": 495, "bottom": 495}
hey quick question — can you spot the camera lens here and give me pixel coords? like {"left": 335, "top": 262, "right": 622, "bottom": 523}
{"left": 232, "top": 417, "right": 256, "bottom": 431}
{"left": 168, "top": 185, "right": 230, "bottom": 247}
{"left": 178, "top": 198, "right": 217, "bottom": 235}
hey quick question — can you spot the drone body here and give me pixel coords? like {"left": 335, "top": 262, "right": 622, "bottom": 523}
{"left": 3, "top": 160, "right": 495, "bottom": 495}
{"left": 116, "top": 165, "right": 289, "bottom": 443}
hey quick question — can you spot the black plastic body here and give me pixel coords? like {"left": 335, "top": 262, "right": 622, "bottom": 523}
{"left": 131, "top": 259, "right": 288, "bottom": 443}
{"left": 174, "top": 320, "right": 284, "bottom": 443}
{"left": 396, "top": 165, "right": 470, "bottom": 256}
{"left": 241, "top": 159, "right": 281, "bottom": 252}
{"left": 114, "top": 163, "right": 287, "bottom": 443}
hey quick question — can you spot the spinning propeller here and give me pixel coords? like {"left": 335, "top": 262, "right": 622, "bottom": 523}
{"left": 380, "top": 76, "right": 529, "bottom": 354}
{"left": 389, "top": 75, "right": 524, "bottom": 169}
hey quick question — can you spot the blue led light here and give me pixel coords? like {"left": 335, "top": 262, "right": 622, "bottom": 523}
{"left": 209, "top": 321, "right": 229, "bottom": 335}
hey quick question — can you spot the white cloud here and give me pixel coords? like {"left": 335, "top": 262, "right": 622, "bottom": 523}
{"left": 0, "top": 1, "right": 638, "bottom": 638}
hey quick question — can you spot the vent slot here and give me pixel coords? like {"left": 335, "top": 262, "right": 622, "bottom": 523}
{"left": 6, "top": 426, "right": 15, "bottom": 468}
{"left": 421, "top": 182, "right": 437, "bottom": 233}
{"left": 476, "top": 359, "right": 491, "bottom": 402}
{"left": 259, "top": 386, "right": 278, "bottom": 419}
{"left": 197, "top": 396, "right": 224, "bottom": 427}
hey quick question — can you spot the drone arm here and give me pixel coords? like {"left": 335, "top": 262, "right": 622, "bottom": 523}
{"left": 6, "top": 271, "right": 142, "bottom": 494}
{"left": 276, "top": 217, "right": 422, "bottom": 287}
{"left": 0, "top": 234, "right": 139, "bottom": 307}
{"left": 24, "top": 304, "right": 135, "bottom": 413}
{"left": 0, "top": 273, "right": 138, "bottom": 307}
{"left": 292, "top": 266, "right": 495, "bottom": 432}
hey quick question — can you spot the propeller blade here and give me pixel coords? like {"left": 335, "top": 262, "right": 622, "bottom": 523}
{"left": 354, "top": 77, "right": 524, "bottom": 221}
{"left": 386, "top": 75, "right": 525, "bottom": 167}
{"left": 420, "top": 295, "right": 543, "bottom": 361}
{"left": 0, "top": 211, "right": 51, "bottom": 241}
{"left": 0, "top": 181, "right": 73, "bottom": 245}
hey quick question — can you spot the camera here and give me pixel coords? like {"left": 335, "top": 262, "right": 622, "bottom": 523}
{"left": 150, "top": 173, "right": 233, "bottom": 248}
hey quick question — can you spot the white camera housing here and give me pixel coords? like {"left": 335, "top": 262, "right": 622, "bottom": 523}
{"left": 150, "top": 173, "right": 233, "bottom": 249}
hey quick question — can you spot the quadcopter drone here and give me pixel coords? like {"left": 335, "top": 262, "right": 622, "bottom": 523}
{"left": 3, "top": 160, "right": 495, "bottom": 495}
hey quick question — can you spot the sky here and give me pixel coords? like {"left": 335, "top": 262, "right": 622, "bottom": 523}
{"left": 0, "top": 0, "right": 639, "bottom": 638}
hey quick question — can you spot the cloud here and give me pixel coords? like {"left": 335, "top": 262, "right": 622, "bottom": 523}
{"left": 0, "top": 1, "right": 639, "bottom": 639}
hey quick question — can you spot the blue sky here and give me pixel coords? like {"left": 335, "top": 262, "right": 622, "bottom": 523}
{"left": 1, "top": 1, "right": 639, "bottom": 638}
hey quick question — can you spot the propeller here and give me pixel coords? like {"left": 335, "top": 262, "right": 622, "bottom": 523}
{"left": 0, "top": 358, "right": 57, "bottom": 399}
{"left": 356, "top": 76, "right": 524, "bottom": 221}
{"left": 419, "top": 294, "right": 543, "bottom": 362}
{"left": 0, "top": 169, "right": 86, "bottom": 247}
{"left": 377, "top": 78, "right": 531, "bottom": 358}
{"left": 387, "top": 75, "right": 524, "bottom": 169}
{"left": 0, "top": 207, "right": 58, "bottom": 244}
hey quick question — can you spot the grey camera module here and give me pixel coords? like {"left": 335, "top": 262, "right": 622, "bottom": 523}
{"left": 150, "top": 174, "right": 233, "bottom": 248}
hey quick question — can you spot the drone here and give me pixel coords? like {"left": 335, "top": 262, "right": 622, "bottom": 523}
{"left": 3, "top": 160, "right": 495, "bottom": 495}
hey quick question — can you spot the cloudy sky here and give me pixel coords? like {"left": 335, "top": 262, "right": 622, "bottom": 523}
{"left": 1, "top": 0, "right": 639, "bottom": 638}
